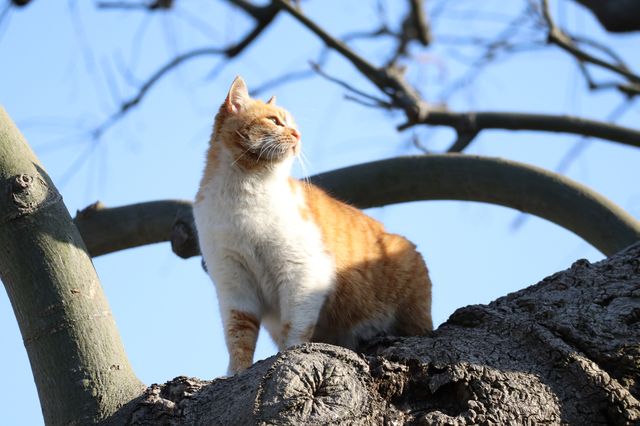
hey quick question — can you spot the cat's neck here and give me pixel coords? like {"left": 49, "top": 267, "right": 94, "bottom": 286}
{"left": 204, "top": 143, "right": 294, "bottom": 196}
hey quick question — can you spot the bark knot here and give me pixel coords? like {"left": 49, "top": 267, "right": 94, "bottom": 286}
{"left": 1, "top": 173, "right": 61, "bottom": 223}
{"left": 255, "top": 344, "right": 376, "bottom": 424}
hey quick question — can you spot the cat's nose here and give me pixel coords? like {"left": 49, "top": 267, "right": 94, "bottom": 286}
{"left": 290, "top": 129, "right": 301, "bottom": 141}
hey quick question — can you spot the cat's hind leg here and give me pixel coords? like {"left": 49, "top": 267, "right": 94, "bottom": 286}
{"left": 393, "top": 285, "right": 433, "bottom": 336}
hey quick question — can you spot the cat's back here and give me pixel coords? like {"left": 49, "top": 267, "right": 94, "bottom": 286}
{"left": 295, "top": 178, "right": 420, "bottom": 270}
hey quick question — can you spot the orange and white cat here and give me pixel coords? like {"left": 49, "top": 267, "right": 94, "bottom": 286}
{"left": 193, "top": 76, "right": 432, "bottom": 375}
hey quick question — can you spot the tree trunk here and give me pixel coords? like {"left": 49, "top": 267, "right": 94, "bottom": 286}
{"left": 0, "top": 107, "right": 144, "bottom": 425}
{"left": 109, "top": 241, "right": 640, "bottom": 425}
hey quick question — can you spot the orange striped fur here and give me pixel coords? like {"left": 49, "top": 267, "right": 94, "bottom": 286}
{"left": 298, "top": 182, "right": 433, "bottom": 344}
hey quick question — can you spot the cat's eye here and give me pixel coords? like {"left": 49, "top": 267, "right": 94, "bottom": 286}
{"left": 267, "top": 116, "right": 284, "bottom": 126}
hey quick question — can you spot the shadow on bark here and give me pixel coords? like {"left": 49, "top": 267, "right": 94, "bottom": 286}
{"left": 110, "top": 242, "right": 640, "bottom": 425}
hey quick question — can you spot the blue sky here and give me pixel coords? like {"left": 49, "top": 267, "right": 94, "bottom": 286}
{"left": 1, "top": 1, "right": 639, "bottom": 424}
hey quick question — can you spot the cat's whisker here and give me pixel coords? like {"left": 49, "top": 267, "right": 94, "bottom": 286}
{"left": 296, "top": 151, "right": 312, "bottom": 187}
{"left": 256, "top": 139, "right": 272, "bottom": 163}
{"left": 267, "top": 143, "right": 281, "bottom": 161}
{"left": 235, "top": 130, "right": 250, "bottom": 143}
{"left": 231, "top": 145, "right": 254, "bottom": 167}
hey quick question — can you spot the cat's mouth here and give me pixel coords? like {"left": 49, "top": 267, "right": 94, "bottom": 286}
{"left": 244, "top": 140, "right": 297, "bottom": 163}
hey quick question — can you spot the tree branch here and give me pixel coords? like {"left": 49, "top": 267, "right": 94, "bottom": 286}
{"left": 398, "top": 110, "right": 640, "bottom": 150}
{"left": 93, "top": 47, "right": 226, "bottom": 139}
{"left": 76, "top": 155, "right": 640, "bottom": 259}
{"left": 273, "top": 0, "right": 427, "bottom": 119}
{"left": 96, "top": 0, "right": 173, "bottom": 10}
{"left": 93, "top": 1, "right": 280, "bottom": 138}
{"left": 0, "top": 107, "right": 144, "bottom": 424}
{"left": 571, "top": 0, "right": 640, "bottom": 33}
{"left": 103, "top": 242, "right": 640, "bottom": 424}
{"left": 541, "top": 0, "right": 640, "bottom": 90}
{"left": 408, "top": 0, "right": 430, "bottom": 46}
{"left": 74, "top": 200, "right": 193, "bottom": 257}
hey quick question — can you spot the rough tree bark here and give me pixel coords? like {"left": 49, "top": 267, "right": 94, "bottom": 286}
{"left": 108, "top": 241, "right": 640, "bottom": 425}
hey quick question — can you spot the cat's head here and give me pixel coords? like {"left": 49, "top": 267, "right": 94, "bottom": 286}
{"left": 213, "top": 76, "right": 301, "bottom": 170}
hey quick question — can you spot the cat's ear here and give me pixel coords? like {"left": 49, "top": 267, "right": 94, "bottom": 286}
{"left": 266, "top": 95, "right": 276, "bottom": 105}
{"left": 225, "top": 76, "right": 250, "bottom": 113}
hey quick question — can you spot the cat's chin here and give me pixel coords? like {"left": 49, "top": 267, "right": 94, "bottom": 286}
{"left": 260, "top": 144, "right": 298, "bottom": 163}
{"left": 229, "top": 149, "right": 295, "bottom": 170}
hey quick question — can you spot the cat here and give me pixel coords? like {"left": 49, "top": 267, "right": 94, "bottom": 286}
{"left": 193, "top": 76, "right": 433, "bottom": 375}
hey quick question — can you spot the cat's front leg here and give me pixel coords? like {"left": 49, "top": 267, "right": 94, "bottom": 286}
{"left": 222, "top": 306, "right": 260, "bottom": 374}
{"left": 279, "top": 274, "right": 333, "bottom": 349}
{"left": 210, "top": 259, "right": 262, "bottom": 375}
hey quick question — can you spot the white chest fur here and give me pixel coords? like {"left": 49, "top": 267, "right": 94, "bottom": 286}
{"left": 193, "top": 153, "right": 335, "bottom": 348}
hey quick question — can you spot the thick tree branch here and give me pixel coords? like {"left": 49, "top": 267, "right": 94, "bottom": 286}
{"left": 75, "top": 155, "right": 640, "bottom": 259}
{"left": 74, "top": 200, "right": 193, "bottom": 257}
{"left": 105, "top": 242, "right": 640, "bottom": 424}
{"left": 571, "top": 0, "right": 640, "bottom": 33}
{"left": 398, "top": 110, "right": 640, "bottom": 150}
{"left": 0, "top": 107, "right": 144, "bottom": 424}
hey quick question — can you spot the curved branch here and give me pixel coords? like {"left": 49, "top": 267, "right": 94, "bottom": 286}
{"left": 398, "top": 111, "right": 640, "bottom": 150}
{"left": 76, "top": 155, "right": 640, "bottom": 258}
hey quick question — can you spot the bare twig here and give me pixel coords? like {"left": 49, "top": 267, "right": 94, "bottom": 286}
{"left": 92, "top": 0, "right": 280, "bottom": 139}
{"left": 224, "top": 2, "right": 279, "bottom": 57}
{"left": 97, "top": 0, "right": 173, "bottom": 10}
{"left": 408, "top": 0, "right": 430, "bottom": 46}
{"left": 447, "top": 130, "right": 479, "bottom": 153}
{"left": 250, "top": 69, "right": 316, "bottom": 97}
{"left": 273, "top": 0, "right": 427, "bottom": 119}
{"left": 577, "top": 62, "right": 640, "bottom": 97}
{"left": 385, "top": 0, "right": 432, "bottom": 68}
{"left": 0, "top": 3, "right": 10, "bottom": 23}
{"left": 92, "top": 46, "right": 226, "bottom": 139}
{"left": 541, "top": 0, "right": 640, "bottom": 88}
{"left": 437, "top": 5, "right": 543, "bottom": 101}
{"left": 310, "top": 62, "right": 394, "bottom": 109}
